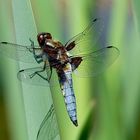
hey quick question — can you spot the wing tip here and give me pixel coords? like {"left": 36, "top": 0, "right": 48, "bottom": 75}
{"left": 93, "top": 17, "right": 102, "bottom": 22}
{"left": 93, "top": 18, "right": 98, "bottom": 22}
{"left": 107, "top": 46, "right": 113, "bottom": 48}
{"left": 1, "top": 42, "right": 8, "bottom": 44}
{"left": 107, "top": 45, "right": 120, "bottom": 50}
{"left": 19, "top": 69, "right": 24, "bottom": 72}
{"left": 107, "top": 46, "right": 120, "bottom": 55}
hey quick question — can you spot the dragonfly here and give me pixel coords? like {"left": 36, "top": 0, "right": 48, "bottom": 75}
{"left": 0, "top": 18, "right": 119, "bottom": 129}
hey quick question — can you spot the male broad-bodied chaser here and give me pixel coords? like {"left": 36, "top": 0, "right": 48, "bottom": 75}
{"left": 0, "top": 18, "right": 119, "bottom": 130}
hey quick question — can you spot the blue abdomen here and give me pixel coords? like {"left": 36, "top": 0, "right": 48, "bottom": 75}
{"left": 57, "top": 63, "right": 78, "bottom": 126}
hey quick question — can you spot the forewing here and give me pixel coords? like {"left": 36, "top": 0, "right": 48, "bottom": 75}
{"left": 72, "top": 46, "right": 120, "bottom": 77}
{"left": 0, "top": 42, "right": 41, "bottom": 63}
{"left": 17, "top": 66, "right": 56, "bottom": 86}
{"left": 36, "top": 104, "right": 59, "bottom": 140}
{"left": 65, "top": 18, "right": 104, "bottom": 55}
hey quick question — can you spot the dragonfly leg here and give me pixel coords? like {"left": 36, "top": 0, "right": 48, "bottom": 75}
{"left": 31, "top": 72, "right": 49, "bottom": 82}
{"left": 29, "top": 62, "right": 51, "bottom": 82}
{"left": 33, "top": 56, "right": 43, "bottom": 64}
{"left": 47, "top": 66, "right": 52, "bottom": 82}
{"left": 29, "top": 69, "right": 49, "bottom": 82}
{"left": 29, "top": 38, "right": 44, "bottom": 64}
{"left": 29, "top": 38, "right": 34, "bottom": 46}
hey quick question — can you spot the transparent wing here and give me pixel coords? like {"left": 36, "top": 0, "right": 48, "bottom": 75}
{"left": 65, "top": 18, "right": 104, "bottom": 55}
{"left": 17, "top": 66, "right": 57, "bottom": 86}
{"left": 72, "top": 46, "right": 120, "bottom": 77}
{"left": 0, "top": 42, "right": 42, "bottom": 63}
{"left": 36, "top": 104, "right": 59, "bottom": 140}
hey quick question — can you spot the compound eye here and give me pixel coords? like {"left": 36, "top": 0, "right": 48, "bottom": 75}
{"left": 37, "top": 34, "right": 45, "bottom": 46}
{"left": 39, "top": 35, "right": 44, "bottom": 41}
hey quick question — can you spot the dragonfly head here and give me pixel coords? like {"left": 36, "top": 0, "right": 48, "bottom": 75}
{"left": 37, "top": 32, "right": 52, "bottom": 46}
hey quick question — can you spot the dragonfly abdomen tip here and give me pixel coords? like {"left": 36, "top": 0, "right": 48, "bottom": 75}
{"left": 72, "top": 120, "right": 78, "bottom": 127}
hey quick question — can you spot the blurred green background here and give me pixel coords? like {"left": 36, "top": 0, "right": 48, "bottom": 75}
{"left": 0, "top": 0, "right": 140, "bottom": 140}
